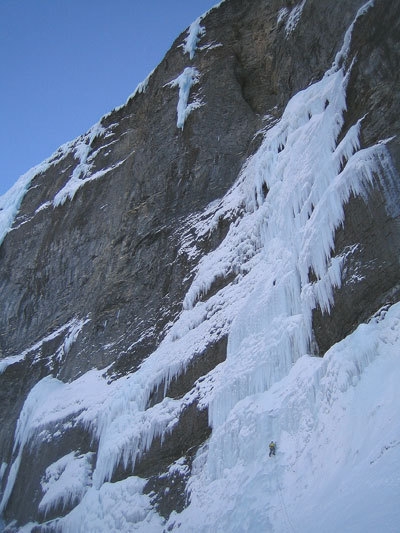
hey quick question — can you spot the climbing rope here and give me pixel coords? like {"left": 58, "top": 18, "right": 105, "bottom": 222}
{"left": 276, "top": 477, "right": 296, "bottom": 533}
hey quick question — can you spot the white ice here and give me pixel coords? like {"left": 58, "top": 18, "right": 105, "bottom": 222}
{"left": 0, "top": 144, "right": 71, "bottom": 245}
{"left": 0, "top": 317, "right": 88, "bottom": 375}
{"left": 282, "top": 0, "right": 307, "bottom": 35}
{"left": 182, "top": 17, "right": 205, "bottom": 60}
{"left": 166, "top": 67, "right": 203, "bottom": 130}
{"left": 39, "top": 452, "right": 94, "bottom": 517}
{"left": 58, "top": 477, "right": 163, "bottom": 533}
{"left": 170, "top": 302, "right": 400, "bottom": 532}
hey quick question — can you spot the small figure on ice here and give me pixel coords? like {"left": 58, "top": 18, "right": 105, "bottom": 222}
{"left": 269, "top": 441, "right": 276, "bottom": 457}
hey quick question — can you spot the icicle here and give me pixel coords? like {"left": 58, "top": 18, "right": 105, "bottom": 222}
{"left": 182, "top": 17, "right": 206, "bottom": 59}
{"left": 166, "top": 67, "right": 203, "bottom": 130}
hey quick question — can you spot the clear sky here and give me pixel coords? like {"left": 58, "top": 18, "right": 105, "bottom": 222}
{"left": 0, "top": 0, "right": 220, "bottom": 196}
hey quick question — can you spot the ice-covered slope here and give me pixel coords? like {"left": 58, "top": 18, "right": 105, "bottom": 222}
{"left": 172, "top": 302, "right": 400, "bottom": 533}
{"left": 1, "top": 0, "right": 400, "bottom": 531}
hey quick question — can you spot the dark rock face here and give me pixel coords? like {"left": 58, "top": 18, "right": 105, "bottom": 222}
{"left": 0, "top": 0, "right": 399, "bottom": 529}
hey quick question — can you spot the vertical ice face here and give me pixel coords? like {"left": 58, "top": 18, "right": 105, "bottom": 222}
{"left": 188, "top": 70, "right": 386, "bottom": 432}
{"left": 173, "top": 301, "right": 400, "bottom": 533}
{"left": 191, "top": 0, "right": 383, "bottom": 430}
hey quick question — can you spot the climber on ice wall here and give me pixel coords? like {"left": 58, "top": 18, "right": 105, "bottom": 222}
{"left": 269, "top": 441, "right": 276, "bottom": 457}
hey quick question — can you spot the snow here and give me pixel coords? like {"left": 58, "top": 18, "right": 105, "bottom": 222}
{"left": 0, "top": 353, "right": 26, "bottom": 375}
{"left": 0, "top": 369, "right": 109, "bottom": 514}
{"left": 110, "top": 67, "right": 156, "bottom": 115}
{"left": 57, "top": 477, "right": 164, "bottom": 533}
{"left": 166, "top": 67, "right": 203, "bottom": 129}
{"left": 53, "top": 121, "right": 126, "bottom": 206}
{"left": 131, "top": 69, "right": 154, "bottom": 97}
{"left": 277, "top": 8, "right": 289, "bottom": 27}
{"left": 0, "top": 317, "right": 88, "bottom": 375}
{"left": 0, "top": 463, "right": 7, "bottom": 484}
{"left": 57, "top": 318, "right": 89, "bottom": 362}
{"left": 2, "top": 1, "right": 399, "bottom": 531}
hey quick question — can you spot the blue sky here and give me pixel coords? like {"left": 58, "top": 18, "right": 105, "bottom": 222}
{"left": 0, "top": 0, "right": 219, "bottom": 196}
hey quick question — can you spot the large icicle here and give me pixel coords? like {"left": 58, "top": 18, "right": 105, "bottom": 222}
{"left": 167, "top": 68, "right": 203, "bottom": 130}
{"left": 182, "top": 17, "right": 206, "bottom": 59}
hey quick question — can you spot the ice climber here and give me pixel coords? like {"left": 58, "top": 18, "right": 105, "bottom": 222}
{"left": 269, "top": 441, "right": 276, "bottom": 457}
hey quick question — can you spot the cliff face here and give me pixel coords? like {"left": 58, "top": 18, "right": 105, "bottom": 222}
{"left": 0, "top": 0, "right": 399, "bottom": 531}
